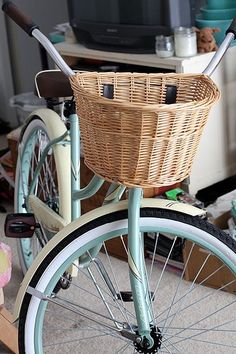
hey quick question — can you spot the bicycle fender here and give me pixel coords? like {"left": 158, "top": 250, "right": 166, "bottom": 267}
{"left": 13, "top": 198, "right": 205, "bottom": 322}
{"left": 24, "top": 108, "right": 71, "bottom": 225}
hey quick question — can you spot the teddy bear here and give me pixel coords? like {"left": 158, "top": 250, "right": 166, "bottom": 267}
{"left": 195, "top": 27, "right": 220, "bottom": 53}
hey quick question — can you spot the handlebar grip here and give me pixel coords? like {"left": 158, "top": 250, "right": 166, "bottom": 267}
{"left": 2, "top": 1, "right": 39, "bottom": 36}
{"left": 226, "top": 18, "right": 236, "bottom": 39}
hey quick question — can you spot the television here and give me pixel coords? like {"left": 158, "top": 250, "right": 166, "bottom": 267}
{"left": 67, "top": 0, "right": 202, "bottom": 54}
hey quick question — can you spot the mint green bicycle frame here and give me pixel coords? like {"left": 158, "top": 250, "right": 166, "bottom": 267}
{"left": 25, "top": 104, "right": 154, "bottom": 345}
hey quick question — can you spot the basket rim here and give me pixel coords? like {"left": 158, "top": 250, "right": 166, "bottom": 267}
{"left": 72, "top": 71, "right": 211, "bottom": 79}
{"left": 70, "top": 71, "right": 220, "bottom": 110}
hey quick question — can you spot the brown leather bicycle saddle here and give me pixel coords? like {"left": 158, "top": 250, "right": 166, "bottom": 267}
{"left": 35, "top": 70, "right": 73, "bottom": 98}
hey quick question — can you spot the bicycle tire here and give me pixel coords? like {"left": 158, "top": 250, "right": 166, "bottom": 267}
{"left": 19, "top": 207, "right": 236, "bottom": 353}
{"left": 15, "top": 115, "right": 69, "bottom": 274}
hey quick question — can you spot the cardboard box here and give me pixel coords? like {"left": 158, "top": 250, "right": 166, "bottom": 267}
{"left": 183, "top": 211, "right": 236, "bottom": 294}
{"left": 7, "top": 127, "right": 22, "bottom": 175}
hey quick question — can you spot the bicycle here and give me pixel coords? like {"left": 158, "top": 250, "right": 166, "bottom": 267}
{"left": 3, "top": 1, "right": 236, "bottom": 353}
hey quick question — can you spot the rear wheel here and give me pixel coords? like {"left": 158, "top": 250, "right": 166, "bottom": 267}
{"left": 19, "top": 207, "right": 236, "bottom": 353}
{"left": 15, "top": 118, "right": 61, "bottom": 274}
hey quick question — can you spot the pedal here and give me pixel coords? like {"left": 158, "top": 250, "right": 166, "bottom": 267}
{"left": 117, "top": 291, "right": 155, "bottom": 302}
{"left": 4, "top": 213, "right": 37, "bottom": 238}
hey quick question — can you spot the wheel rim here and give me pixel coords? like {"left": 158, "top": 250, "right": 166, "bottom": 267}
{"left": 16, "top": 124, "right": 59, "bottom": 271}
{"left": 24, "top": 216, "right": 236, "bottom": 353}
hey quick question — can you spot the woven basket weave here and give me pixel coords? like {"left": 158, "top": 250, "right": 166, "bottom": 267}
{"left": 70, "top": 72, "right": 220, "bottom": 187}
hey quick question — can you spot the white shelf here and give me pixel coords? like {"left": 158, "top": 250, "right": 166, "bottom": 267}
{"left": 55, "top": 42, "right": 215, "bottom": 72}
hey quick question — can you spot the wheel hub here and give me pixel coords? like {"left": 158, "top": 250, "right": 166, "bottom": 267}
{"left": 134, "top": 326, "right": 162, "bottom": 353}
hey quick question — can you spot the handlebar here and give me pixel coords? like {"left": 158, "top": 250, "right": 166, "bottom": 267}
{"left": 2, "top": 1, "right": 38, "bottom": 36}
{"left": 226, "top": 18, "right": 236, "bottom": 39}
{"left": 202, "top": 15, "right": 236, "bottom": 76}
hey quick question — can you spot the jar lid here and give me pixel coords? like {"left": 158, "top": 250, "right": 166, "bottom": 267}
{"left": 155, "top": 35, "right": 174, "bottom": 41}
{"left": 155, "top": 35, "right": 165, "bottom": 40}
{"left": 174, "top": 27, "right": 195, "bottom": 35}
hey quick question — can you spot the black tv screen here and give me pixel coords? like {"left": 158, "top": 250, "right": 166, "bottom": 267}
{"left": 69, "top": 0, "right": 162, "bottom": 26}
{"left": 67, "top": 0, "right": 200, "bottom": 53}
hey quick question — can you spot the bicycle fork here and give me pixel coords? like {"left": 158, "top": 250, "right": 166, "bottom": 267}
{"left": 128, "top": 188, "right": 155, "bottom": 349}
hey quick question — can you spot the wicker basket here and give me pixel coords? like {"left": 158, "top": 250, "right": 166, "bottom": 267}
{"left": 70, "top": 72, "right": 220, "bottom": 188}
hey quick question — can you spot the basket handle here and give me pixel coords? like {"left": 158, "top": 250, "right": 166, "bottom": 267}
{"left": 165, "top": 85, "right": 177, "bottom": 104}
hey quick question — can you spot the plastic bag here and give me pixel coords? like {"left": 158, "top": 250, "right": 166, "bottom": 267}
{"left": 0, "top": 242, "right": 12, "bottom": 288}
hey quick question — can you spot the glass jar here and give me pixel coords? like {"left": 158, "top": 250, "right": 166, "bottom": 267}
{"left": 174, "top": 27, "right": 197, "bottom": 57}
{"left": 155, "top": 35, "right": 174, "bottom": 58}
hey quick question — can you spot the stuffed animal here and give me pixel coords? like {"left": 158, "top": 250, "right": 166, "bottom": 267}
{"left": 196, "top": 27, "right": 220, "bottom": 53}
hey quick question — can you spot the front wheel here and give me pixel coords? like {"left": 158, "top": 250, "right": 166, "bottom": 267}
{"left": 19, "top": 207, "right": 236, "bottom": 353}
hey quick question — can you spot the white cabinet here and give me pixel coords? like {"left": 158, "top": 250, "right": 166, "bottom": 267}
{"left": 55, "top": 42, "right": 236, "bottom": 194}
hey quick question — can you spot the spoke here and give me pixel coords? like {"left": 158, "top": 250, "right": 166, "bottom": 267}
{"left": 70, "top": 263, "right": 136, "bottom": 321}
{"left": 139, "top": 233, "right": 156, "bottom": 326}
{"left": 44, "top": 155, "right": 57, "bottom": 197}
{"left": 161, "top": 336, "right": 181, "bottom": 354}
{"left": 45, "top": 308, "right": 130, "bottom": 343}
{"left": 160, "top": 320, "right": 236, "bottom": 333}
{"left": 159, "top": 343, "right": 172, "bottom": 353}
{"left": 159, "top": 303, "right": 236, "bottom": 350}
{"left": 164, "top": 332, "right": 236, "bottom": 349}
{"left": 44, "top": 332, "right": 114, "bottom": 348}
{"left": 36, "top": 133, "right": 45, "bottom": 198}
{"left": 162, "top": 252, "right": 211, "bottom": 335}
{"left": 116, "top": 342, "right": 131, "bottom": 353}
{"left": 45, "top": 308, "right": 82, "bottom": 324}
{"left": 159, "top": 238, "right": 192, "bottom": 334}
{"left": 54, "top": 292, "right": 130, "bottom": 330}
{"left": 148, "top": 232, "right": 159, "bottom": 281}
{"left": 155, "top": 252, "right": 226, "bottom": 323}
{"left": 18, "top": 142, "right": 27, "bottom": 199}
{"left": 44, "top": 325, "right": 101, "bottom": 332}
{"left": 39, "top": 164, "right": 51, "bottom": 201}
{"left": 41, "top": 158, "right": 50, "bottom": 197}
{"left": 65, "top": 274, "right": 124, "bottom": 315}
{"left": 102, "top": 244, "right": 136, "bottom": 327}
{"left": 31, "top": 150, "right": 37, "bottom": 190}
{"left": 152, "top": 236, "right": 178, "bottom": 302}
{"left": 87, "top": 266, "right": 122, "bottom": 329}
{"left": 162, "top": 299, "right": 236, "bottom": 345}
{"left": 157, "top": 278, "right": 236, "bottom": 328}
{"left": 42, "top": 292, "right": 140, "bottom": 349}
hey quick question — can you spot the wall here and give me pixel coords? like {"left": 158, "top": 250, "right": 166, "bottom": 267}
{"left": 5, "top": 0, "right": 68, "bottom": 94}
{"left": 0, "top": 10, "right": 16, "bottom": 126}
